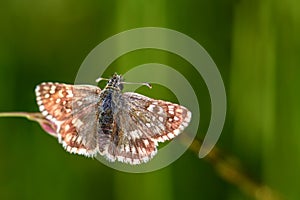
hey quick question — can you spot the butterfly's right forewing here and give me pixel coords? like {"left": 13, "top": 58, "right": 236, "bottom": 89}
{"left": 97, "top": 91, "right": 191, "bottom": 165}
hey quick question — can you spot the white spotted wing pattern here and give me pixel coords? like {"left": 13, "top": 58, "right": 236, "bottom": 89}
{"left": 35, "top": 74, "right": 191, "bottom": 165}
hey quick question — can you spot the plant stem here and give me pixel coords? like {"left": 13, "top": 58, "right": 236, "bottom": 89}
{"left": 185, "top": 136, "right": 284, "bottom": 200}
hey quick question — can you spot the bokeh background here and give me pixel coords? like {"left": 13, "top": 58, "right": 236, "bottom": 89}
{"left": 0, "top": 0, "right": 299, "bottom": 200}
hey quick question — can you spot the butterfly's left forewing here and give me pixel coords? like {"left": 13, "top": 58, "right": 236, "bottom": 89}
{"left": 35, "top": 83, "right": 101, "bottom": 156}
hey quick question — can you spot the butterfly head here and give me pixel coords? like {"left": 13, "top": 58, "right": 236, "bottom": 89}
{"left": 106, "top": 73, "right": 123, "bottom": 90}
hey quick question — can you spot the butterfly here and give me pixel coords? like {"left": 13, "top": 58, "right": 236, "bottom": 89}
{"left": 35, "top": 73, "right": 191, "bottom": 165}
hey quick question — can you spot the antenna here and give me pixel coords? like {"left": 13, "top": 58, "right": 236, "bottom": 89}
{"left": 95, "top": 77, "right": 110, "bottom": 83}
{"left": 95, "top": 75, "right": 152, "bottom": 89}
{"left": 120, "top": 81, "right": 152, "bottom": 89}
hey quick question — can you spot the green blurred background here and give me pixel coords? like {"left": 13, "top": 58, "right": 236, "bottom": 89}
{"left": 0, "top": 0, "right": 299, "bottom": 200}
